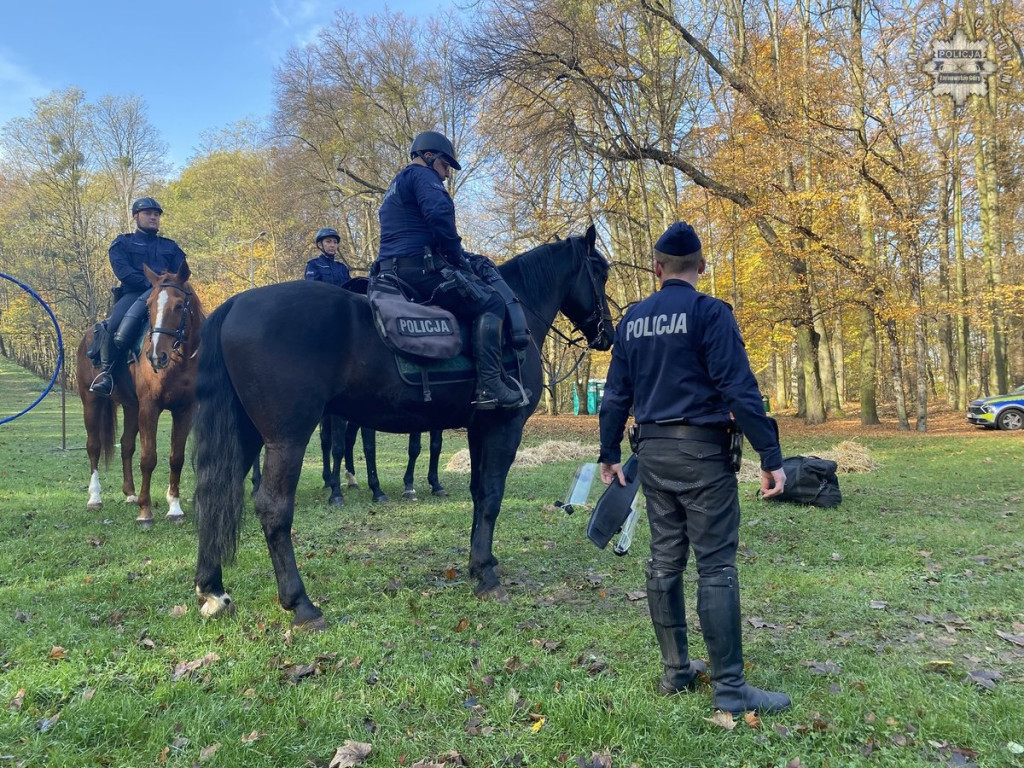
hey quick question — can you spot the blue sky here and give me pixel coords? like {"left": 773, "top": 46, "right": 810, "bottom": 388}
{"left": 0, "top": 0, "right": 437, "bottom": 171}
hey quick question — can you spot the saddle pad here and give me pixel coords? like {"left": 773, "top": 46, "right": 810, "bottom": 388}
{"left": 395, "top": 346, "right": 524, "bottom": 388}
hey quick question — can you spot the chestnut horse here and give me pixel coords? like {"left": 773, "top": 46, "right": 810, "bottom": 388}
{"left": 192, "top": 227, "right": 613, "bottom": 628}
{"left": 76, "top": 261, "right": 205, "bottom": 526}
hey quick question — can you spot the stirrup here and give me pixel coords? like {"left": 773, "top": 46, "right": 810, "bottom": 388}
{"left": 473, "top": 377, "right": 530, "bottom": 410}
{"left": 89, "top": 372, "right": 113, "bottom": 397}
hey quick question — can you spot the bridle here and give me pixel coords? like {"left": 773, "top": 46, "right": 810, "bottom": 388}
{"left": 149, "top": 282, "right": 195, "bottom": 360}
{"left": 528, "top": 235, "right": 611, "bottom": 351}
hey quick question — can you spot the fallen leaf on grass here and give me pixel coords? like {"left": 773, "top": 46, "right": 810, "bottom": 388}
{"left": 455, "top": 618, "right": 470, "bottom": 633}
{"left": 531, "top": 716, "right": 546, "bottom": 732}
{"left": 171, "top": 652, "right": 220, "bottom": 681}
{"left": 169, "top": 605, "right": 188, "bottom": 618}
{"left": 869, "top": 601, "right": 888, "bottom": 610}
{"left": 1007, "top": 742, "right": 1023, "bottom": 755}
{"left": 283, "top": 663, "right": 318, "bottom": 683}
{"left": 8, "top": 688, "right": 25, "bottom": 711}
{"left": 329, "top": 740, "right": 372, "bottom": 767}
{"left": 748, "top": 617, "right": 785, "bottom": 630}
{"left": 625, "top": 590, "right": 646, "bottom": 601}
{"left": 744, "top": 712, "right": 761, "bottom": 729}
{"left": 199, "top": 742, "right": 220, "bottom": 761}
{"left": 241, "top": 730, "right": 260, "bottom": 743}
{"left": 965, "top": 668, "right": 1002, "bottom": 690}
{"left": 705, "top": 711, "right": 736, "bottom": 730}
{"left": 37, "top": 713, "right": 60, "bottom": 732}
{"left": 48, "top": 646, "right": 67, "bottom": 661}
{"left": 799, "top": 659, "right": 841, "bottom": 675}
{"left": 532, "top": 638, "right": 561, "bottom": 651}
{"left": 573, "top": 751, "right": 613, "bottom": 768}
{"left": 995, "top": 630, "right": 1024, "bottom": 647}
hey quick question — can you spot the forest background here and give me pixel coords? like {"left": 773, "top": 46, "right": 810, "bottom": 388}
{"left": 1, "top": 0, "right": 1022, "bottom": 429}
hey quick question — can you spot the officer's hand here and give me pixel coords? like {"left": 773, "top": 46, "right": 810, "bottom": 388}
{"left": 760, "top": 468, "right": 786, "bottom": 499}
{"left": 600, "top": 461, "right": 626, "bottom": 487}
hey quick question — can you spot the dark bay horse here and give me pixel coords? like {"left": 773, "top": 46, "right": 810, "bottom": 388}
{"left": 249, "top": 420, "right": 445, "bottom": 503}
{"left": 76, "top": 261, "right": 204, "bottom": 526}
{"left": 342, "top": 424, "right": 447, "bottom": 503}
{"left": 193, "top": 226, "right": 612, "bottom": 628}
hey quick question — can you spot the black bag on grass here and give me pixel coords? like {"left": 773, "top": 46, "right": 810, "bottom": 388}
{"left": 763, "top": 455, "right": 841, "bottom": 508}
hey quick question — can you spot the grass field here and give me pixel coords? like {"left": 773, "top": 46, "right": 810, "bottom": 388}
{"left": 1, "top": 357, "right": 1022, "bottom": 767}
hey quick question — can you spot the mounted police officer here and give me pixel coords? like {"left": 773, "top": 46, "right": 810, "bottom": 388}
{"left": 374, "top": 131, "right": 527, "bottom": 409}
{"left": 304, "top": 228, "right": 351, "bottom": 286}
{"left": 598, "top": 221, "right": 791, "bottom": 716}
{"left": 89, "top": 197, "right": 187, "bottom": 397}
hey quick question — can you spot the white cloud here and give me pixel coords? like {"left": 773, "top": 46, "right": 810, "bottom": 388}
{"left": 0, "top": 49, "right": 49, "bottom": 124}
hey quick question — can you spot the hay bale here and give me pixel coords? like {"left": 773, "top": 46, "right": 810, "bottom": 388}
{"left": 448, "top": 439, "right": 878, "bottom": 477}
{"left": 738, "top": 440, "right": 878, "bottom": 483}
{"left": 445, "top": 440, "right": 596, "bottom": 473}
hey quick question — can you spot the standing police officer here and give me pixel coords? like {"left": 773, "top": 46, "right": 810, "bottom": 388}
{"left": 598, "top": 221, "right": 791, "bottom": 715}
{"left": 304, "top": 227, "right": 351, "bottom": 286}
{"left": 374, "top": 131, "right": 527, "bottom": 409}
{"left": 89, "top": 197, "right": 187, "bottom": 397}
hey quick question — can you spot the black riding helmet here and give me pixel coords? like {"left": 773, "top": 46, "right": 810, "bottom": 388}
{"left": 410, "top": 131, "right": 461, "bottom": 171}
{"left": 131, "top": 197, "right": 163, "bottom": 215}
{"left": 315, "top": 227, "right": 340, "bottom": 245}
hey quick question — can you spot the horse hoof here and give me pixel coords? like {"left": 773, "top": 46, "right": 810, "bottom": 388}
{"left": 402, "top": 489, "right": 418, "bottom": 501}
{"left": 475, "top": 584, "right": 509, "bottom": 604}
{"left": 372, "top": 494, "right": 389, "bottom": 504}
{"left": 87, "top": 501, "right": 103, "bottom": 510}
{"left": 166, "top": 512, "right": 185, "bottom": 525}
{"left": 329, "top": 495, "right": 345, "bottom": 507}
{"left": 432, "top": 488, "right": 448, "bottom": 498}
{"left": 345, "top": 472, "right": 359, "bottom": 488}
{"left": 291, "top": 615, "right": 328, "bottom": 632}
{"left": 197, "top": 589, "right": 235, "bottom": 619}
{"left": 136, "top": 517, "right": 154, "bottom": 530}
{"left": 125, "top": 495, "right": 139, "bottom": 505}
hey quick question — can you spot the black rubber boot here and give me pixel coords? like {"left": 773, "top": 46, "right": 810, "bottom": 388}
{"left": 472, "top": 313, "right": 529, "bottom": 409}
{"left": 89, "top": 329, "right": 116, "bottom": 398}
{"left": 697, "top": 567, "right": 791, "bottom": 715}
{"left": 648, "top": 569, "right": 708, "bottom": 694}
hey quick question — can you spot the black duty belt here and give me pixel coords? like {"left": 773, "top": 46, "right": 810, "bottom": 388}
{"left": 634, "top": 423, "right": 733, "bottom": 444}
{"left": 376, "top": 254, "right": 425, "bottom": 272}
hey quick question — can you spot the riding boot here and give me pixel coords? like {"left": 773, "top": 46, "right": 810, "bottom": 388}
{"left": 472, "top": 313, "right": 529, "bottom": 410}
{"left": 89, "top": 329, "right": 117, "bottom": 398}
{"left": 113, "top": 292, "right": 149, "bottom": 350}
{"left": 697, "top": 567, "right": 791, "bottom": 715}
{"left": 647, "top": 569, "right": 708, "bottom": 695}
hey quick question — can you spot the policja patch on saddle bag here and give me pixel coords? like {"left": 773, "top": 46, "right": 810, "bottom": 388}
{"left": 760, "top": 455, "right": 842, "bottom": 508}
{"left": 367, "top": 273, "right": 462, "bottom": 361}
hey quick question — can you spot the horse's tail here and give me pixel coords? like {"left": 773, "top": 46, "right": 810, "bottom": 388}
{"left": 77, "top": 335, "right": 117, "bottom": 468}
{"left": 192, "top": 298, "right": 253, "bottom": 567}
{"left": 97, "top": 397, "right": 117, "bottom": 468}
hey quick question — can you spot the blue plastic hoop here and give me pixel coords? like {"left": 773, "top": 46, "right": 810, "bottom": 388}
{"left": 0, "top": 272, "right": 65, "bottom": 425}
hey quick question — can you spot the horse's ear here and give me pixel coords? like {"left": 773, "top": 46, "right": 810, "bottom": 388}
{"left": 585, "top": 224, "right": 596, "bottom": 248}
{"left": 143, "top": 263, "right": 160, "bottom": 285}
{"left": 178, "top": 259, "right": 191, "bottom": 283}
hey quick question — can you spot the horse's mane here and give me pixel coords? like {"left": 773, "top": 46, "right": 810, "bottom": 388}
{"left": 501, "top": 235, "right": 579, "bottom": 290}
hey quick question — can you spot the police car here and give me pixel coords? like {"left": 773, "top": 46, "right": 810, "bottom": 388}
{"left": 966, "top": 385, "right": 1024, "bottom": 430}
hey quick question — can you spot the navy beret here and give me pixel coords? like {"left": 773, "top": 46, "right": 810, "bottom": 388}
{"left": 654, "top": 222, "right": 702, "bottom": 257}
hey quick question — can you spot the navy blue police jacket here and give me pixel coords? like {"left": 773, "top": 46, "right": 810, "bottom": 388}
{"left": 598, "top": 279, "right": 782, "bottom": 470}
{"left": 303, "top": 255, "right": 351, "bottom": 286}
{"left": 108, "top": 230, "right": 187, "bottom": 294}
{"left": 377, "top": 164, "right": 463, "bottom": 263}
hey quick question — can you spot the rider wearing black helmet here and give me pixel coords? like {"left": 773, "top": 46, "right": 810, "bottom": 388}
{"left": 303, "top": 227, "right": 351, "bottom": 286}
{"left": 374, "top": 131, "right": 527, "bottom": 410}
{"left": 88, "top": 196, "right": 187, "bottom": 397}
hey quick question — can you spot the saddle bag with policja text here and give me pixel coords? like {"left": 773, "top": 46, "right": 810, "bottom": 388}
{"left": 367, "top": 274, "right": 462, "bottom": 361}
{"left": 760, "top": 455, "right": 842, "bottom": 508}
